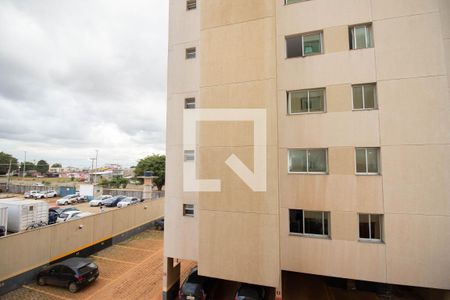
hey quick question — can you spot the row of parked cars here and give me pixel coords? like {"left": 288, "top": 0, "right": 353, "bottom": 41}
{"left": 48, "top": 206, "right": 92, "bottom": 224}
{"left": 24, "top": 190, "right": 58, "bottom": 199}
{"left": 89, "top": 195, "right": 141, "bottom": 208}
{"left": 180, "top": 267, "right": 268, "bottom": 300}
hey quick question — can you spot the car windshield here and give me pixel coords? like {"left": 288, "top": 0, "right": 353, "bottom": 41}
{"left": 60, "top": 213, "right": 69, "bottom": 218}
{"left": 62, "top": 195, "right": 75, "bottom": 199}
{"left": 122, "top": 199, "right": 131, "bottom": 203}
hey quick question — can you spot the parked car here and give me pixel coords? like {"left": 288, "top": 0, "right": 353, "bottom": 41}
{"left": 57, "top": 194, "right": 79, "bottom": 205}
{"left": 0, "top": 226, "right": 5, "bottom": 237}
{"left": 76, "top": 195, "right": 89, "bottom": 203}
{"left": 56, "top": 210, "right": 87, "bottom": 223}
{"left": 71, "top": 212, "right": 93, "bottom": 220}
{"left": 34, "top": 190, "right": 58, "bottom": 199}
{"left": 48, "top": 208, "right": 61, "bottom": 224}
{"left": 235, "top": 284, "right": 266, "bottom": 300}
{"left": 24, "top": 190, "right": 39, "bottom": 198}
{"left": 103, "top": 195, "right": 126, "bottom": 207}
{"left": 179, "top": 267, "right": 216, "bottom": 300}
{"left": 37, "top": 257, "right": 99, "bottom": 293}
{"left": 154, "top": 218, "right": 164, "bottom": 230}
{"left": 89, "top": 195, "right": 113, "bottom": 207}
{"left": 117, "top": 197, "right": 139, "bottom": 208}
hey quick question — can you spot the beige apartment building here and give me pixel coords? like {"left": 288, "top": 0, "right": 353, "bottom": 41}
{"left": 164, "top": 0, "right": 450, "bottom": 298}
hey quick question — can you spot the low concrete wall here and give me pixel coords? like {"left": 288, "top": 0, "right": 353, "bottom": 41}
{"left": 0, "top": 198, "right": 164, "bottom": 294}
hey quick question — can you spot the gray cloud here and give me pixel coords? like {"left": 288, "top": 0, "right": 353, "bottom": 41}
{"left": 0, "top": 0, "right": 168, "bottom": 167}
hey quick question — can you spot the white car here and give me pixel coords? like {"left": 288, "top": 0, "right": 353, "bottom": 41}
{"left": 45, "top": 190, "right": 58, "bottom": 198}
{"left": 34, "top": 190, "right": 57, "bottom": 199}
{"left": 117, "top": 197, "right": 139, "bottom": 208}
{"left": 56, "top": 211, "right": 93, "bottom": 223}
{"left": 56, "top": 194, "right": 79, "bottom": 205}
{"left": 89, "top": 195, "right": 113, "bottom": 207}
{"left": 24, "top": 190, "right": 39, "bottom": 198}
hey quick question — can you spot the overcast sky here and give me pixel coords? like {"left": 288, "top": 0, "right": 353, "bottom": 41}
{"left": 0, "top": 0, "right": 168, "bottom": 168}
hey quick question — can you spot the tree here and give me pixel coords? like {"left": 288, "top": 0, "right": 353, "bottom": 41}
{"left": 51, "top": 163, "right": 62, "bottom": 168}
{"left": 0, "top": 152, "right": 18, "bottom": 175}
{"left": 20, "top": 162, "right": 36, "bottom": 172}
{"left": 134, "top": 154, "right": 165, "bottom": 190}
{"left": 36, "top": 160, "right": 49, "bottom": 174}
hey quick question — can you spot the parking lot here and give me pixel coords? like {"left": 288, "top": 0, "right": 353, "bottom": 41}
{"left": 2, "top": 229, "right": 195, "bottom": 300}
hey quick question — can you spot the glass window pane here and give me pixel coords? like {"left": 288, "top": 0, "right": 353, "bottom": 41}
{"left": 286, "top": 36, "right": 302, "bottom": 58}
{"left": 323, "top": 213, "right": 329, "bottom": 235}
{"left": 304, "top": 211, "right": 323, "bottom": 235}
{"left": 285, "top": 0, "right": 307, "bottom": 4}
{"left": 367, "top": 148, "right": 379, "bottom": 173}
{"left": 354, "top": 26, "right": 367, "bottom": 49}
{"left": 289, "top": 150, "right": 307, "bottom": 172}
{"left": 308, "top": 149, "right": 327, "bottom": 172}
{"left": 359, "top": 214, "right": 370, "bottom": 239}
{"left": 289, "top": 209, "right": 303, "bottom": 234}
{"left": 356, "top": 148, "right": 367, "bottom": 173}
{"left": 366, "top": 26, "right": 373, "bottom": 48}
{"left": 363, "top": 84, "right": 376, "bottom": 109}
{"left": 184, "top": 150, "right": 195, "bottom": 161}
{"left": 289, "top": 90, "right": 308, "bottom": 113}
{"left": 370, "top": 214, "right": 381, "bottom": 240}
{"left": 308, "top": 89, "right": 325, "bottom": 112}
{"left": 353, "top": 86, "right": 363, "bottom": 109}
{"left": 303, "top": 33, "right": 321, "bottom": 55}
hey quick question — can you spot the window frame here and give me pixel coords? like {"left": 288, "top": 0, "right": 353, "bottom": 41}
{"left": 287, "top": 88, "right": 326, "bottom": 115}
{"left": 349, "top": 23, "right": 373, "bottom": 50}
{"left": 288, "top": 148, "right": 328, "bottom": 174}
{"left": 289, "top": 209, "right": 331, "bottom": 238}
{"left": 355, "top": 147, "right": 380, "bottom": 175}
{"left": 285, "top": 31, "right": 323, "bottom": 59}
{"left": 352, "top": 83, "right": 377, "bottom": 110}
{"left": 183, "top": 204, "right": 194, "bottom": 217}
{"left": 185, "top": 47, "right": 196, "bottom": 59}
{"left": 358, "top": 213, "right": 383, "bottom": 242}
{"left": 284, "top": 0, "right": 310, "bottom": 5}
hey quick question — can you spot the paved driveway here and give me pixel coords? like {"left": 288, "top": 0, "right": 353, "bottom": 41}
{"left": 2, "top": 229, "right": 194, "bottom": 300}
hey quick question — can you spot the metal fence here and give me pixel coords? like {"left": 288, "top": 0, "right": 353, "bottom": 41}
{"left": 0, "top": 184, "right": 49, "bottom": 194}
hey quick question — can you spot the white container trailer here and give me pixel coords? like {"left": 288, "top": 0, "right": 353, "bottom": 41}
{"left": 0, "top": 200, "right": 48, "bottom": 232}
{"left": 0, "top": 206, "right": 8, "bottom": 235}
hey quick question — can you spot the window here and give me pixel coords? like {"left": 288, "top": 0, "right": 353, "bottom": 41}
{"left": 355, "top": 148, "right": 379, "bottom": 174}
{"left": 186, "top": 0, "right": 196, "bottom": 10}
{"left": 185, "top": 47, "right": 196, "bottom": 59}
{"left": 288, "top": 149, "right": 327, "bottom": 173}
{"left": 285, "top": 0, "right": 310, "bottom": 4}
{"left": 185, "top": 98, "right": 196, "bottom": 109}
{"left": 353, "top": 84, "right": 377, "bottom": 110}
{"left": 289, "top": 209, "right": 330, "bottom": 237}
{"left": 288, "top": 89, "right": 325, "bottom": 114}
{"left": 286, "top": 32, "right": 323, "bottom": 58}
{"left": 349, "top": 24, "right": 373, "bottom": 50}
{"left": 359, "top": 214, "right": 382, "bottom": 241}
{"left": 183, "top": 204, "right": 194, "bottom": 217}
{"left": 184, "top": 150, "right": 195, "bottom": 161}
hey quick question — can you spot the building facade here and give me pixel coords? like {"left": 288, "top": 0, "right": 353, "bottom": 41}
{"left": 164, "top": 0, "right": 450, "bottom": 298}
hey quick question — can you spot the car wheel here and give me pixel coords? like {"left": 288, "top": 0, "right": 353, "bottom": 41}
{"left": 68, "top": 282, "right": 78, "bottom": 293}
{"left": 37, "top": 277, "right": 46, "bottom": 286}
{"left": 65, "top": 201, "right": 69, "bottom": 205}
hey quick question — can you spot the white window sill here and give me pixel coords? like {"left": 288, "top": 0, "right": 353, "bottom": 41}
{"left": 288, "top": 171, "right": 328, "bottom": 175}
{"left": 355, "top": 173, "right": 380, "bottom": 176}
{"left": 289, "top": 233, "right": 331, "bottom": 240}
{"left": 358, "top": 238, "right": 384, "bottom": 244}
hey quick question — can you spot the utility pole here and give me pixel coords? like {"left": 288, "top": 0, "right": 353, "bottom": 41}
{"left": 95, "top": 150, "right": 99, "bottom": 184}
{"left": 6, "top": 159, "right": 12, "bottom": 192}
{"left": 23, "top": 151, "right": 27, "bottom": 178}
{"left": 89, "top": 158, "right": 96, "bottom": 184}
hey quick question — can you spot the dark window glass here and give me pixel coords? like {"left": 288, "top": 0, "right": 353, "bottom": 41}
{"left": 289, "top": 209, "right": 303, "bottom": 234}
{"left": 367, "top": 148, "right": 379, "bottom": 173}
{"left": 303, "top": 32, "right": 322, "bottom": 55}
{"left": 353, "top": 86, "right": 364, "bottom": 109}
{"left": 370, "top": 214, "right": 381, "bottom": 240}
{"left": 359, "top": 214, "right": 370, "bottom": 239}
{"left": 286, "top": 36, "right": 302, "bottom": 58}
{"left": 186, "top": 48, "right": 196, "bottom": 59}
{"left": 355, "top": 148, "right": 366, "bottom": 173}
{"left": 288, "top": 149, "right": 307, "bottom": 172}
{"left": 308, "top": 149, "right": 327, "bottom": 172}
{"left": 304, "top": 211, "right": 324, "bottom": 235}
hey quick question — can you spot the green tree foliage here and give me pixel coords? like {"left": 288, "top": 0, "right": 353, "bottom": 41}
{"left": 98, "top": 177, "right": 129, "bottom": 188}
{"left": 36, "top": 160, "right": 49, "bottom": 174}
{"left": 0, "top": 152, "right": 18, "bottom": 175}
{"left": 51, "top": 163, "right": 62, "bottom": 168}
{"left": 19, "top": 162, "right": 37, "bottom": 174}
{"left": 134, "top": 154, "right": 165, "bottom": 190}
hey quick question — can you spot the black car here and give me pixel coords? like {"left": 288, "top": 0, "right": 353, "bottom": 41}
{"left": 103, "top": 195, "right": 126, "bottom": 207}
{"left": 179, "top": 267, "right": 215, "bottom": 300}
{"left": 37, "top": 257, "right": 99, "bottom": 293}
{"left": 0, "top": 226, "right": 5, "bottom": 237}
{"left": 235, "top": 284, "right": 266, "bottom": 300}
{"left": 155, "top": 218, "right": 164, "bottom": 230}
